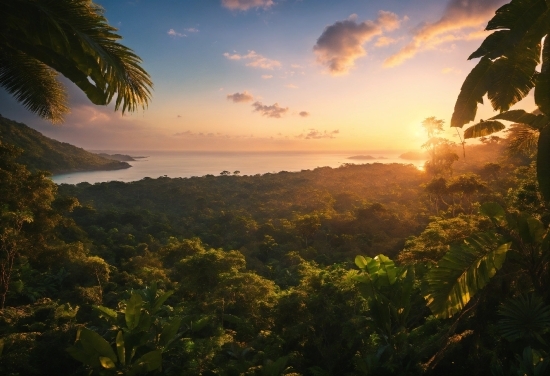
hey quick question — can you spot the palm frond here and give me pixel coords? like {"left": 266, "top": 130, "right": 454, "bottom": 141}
{"left": 498, "top": 293, "right": 550, "bottom": 344}
{"left": 506, "top": 123, "right": 539, "bottom": 157}
{"left": 2, "top": 0, "right": 152, "bottom": 119}
{"left": 490, "top": 109, "right": 549, "bottom": 130}
{"left": 464, "top": 120, "right": 506, "bottom": 139}
{"left": 451, "top": 57, "right": 493, "bottom": 128}
{"left": 0, "top": 48, "right": 68, "bottom": 123}
{"left": 423, "top": 232, "right": 511, "bottom": 319}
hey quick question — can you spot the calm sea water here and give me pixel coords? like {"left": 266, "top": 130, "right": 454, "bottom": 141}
{"left": 52, "top": 151, "right": 425, "bottom": 185}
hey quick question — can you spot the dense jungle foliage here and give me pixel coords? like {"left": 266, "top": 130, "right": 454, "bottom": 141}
{"left": 2, "top": 117, "right": 550, "bottom": 375}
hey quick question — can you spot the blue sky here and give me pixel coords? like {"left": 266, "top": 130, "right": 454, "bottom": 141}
{"left": 2, "top": 0, "right": 528, "bottom": 152}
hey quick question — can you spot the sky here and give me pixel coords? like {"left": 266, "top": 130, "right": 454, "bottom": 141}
{"left": 0, "top": 0, "right": 532, "bottom": 152}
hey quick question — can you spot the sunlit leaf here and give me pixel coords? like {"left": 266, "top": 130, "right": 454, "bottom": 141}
{"left": 490, "top": 109, "right": 549, "bottom": 130}
{"left": 464, "top": 120, "right": 506, "bottom": 139}
{"left": 424, "top": 232, "right": 511, "bottom": 319}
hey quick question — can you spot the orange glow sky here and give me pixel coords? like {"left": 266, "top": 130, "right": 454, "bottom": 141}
{"left": 1, "top": 0, "right": 533, "bottom": 152}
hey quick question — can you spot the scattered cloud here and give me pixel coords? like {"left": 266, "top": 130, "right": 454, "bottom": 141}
{"left": 385, "top": 0, "right": 506, "bottom": 67}
{"left": 227, "top": 91, "right": 255, "bottom": 103}
{"left": 252, "top": 101, "right": 289, "bottom": 118}
{"left": 296, "top": 129, "right": 339, "bottom": 139}
{"left": 185, "top": 28, "right": 199, "bottom": 33}
{"left": 168, "top": 28, "right": 186, "bottom": 37}
{"left": 299, "top": 111, "right": 310, "bottom": 117}
{"left": 291, "top": 64, "right": 303, "bottom": 69}
{"left": 221, "top": 0, "right": 274, "bottom": 11}
{"left": 261, "top": 74, "right": 273, "bottom": 79}
{"left": 224, "top": 50, "right": 281, "bottom": 70}
{"left": 314, "top": 11, "right": 404, "bottom": 75}
{"left": 375, "top": 36, "right": 398, "bottom": 47}
{"left": 285, "top": 84, "right": 298, "bottom": 89}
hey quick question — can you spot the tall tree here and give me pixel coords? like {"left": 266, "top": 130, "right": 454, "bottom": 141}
{"left": 450, "top": 0, "right": 550, "bottom": 200}
{"left": 0, "top": 0, "right": 153, "bottom": 123}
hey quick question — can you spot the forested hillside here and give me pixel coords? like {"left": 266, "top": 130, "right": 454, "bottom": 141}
{"left": 3, "top": 127, "right": 548, "bottom": 375}
{"left": 0, "top": 115, "right": 130, "bottom": 174}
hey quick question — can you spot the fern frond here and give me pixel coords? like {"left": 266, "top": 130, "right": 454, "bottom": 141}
{"left": 423, "top": 232, "right": 511, "bottom": 319}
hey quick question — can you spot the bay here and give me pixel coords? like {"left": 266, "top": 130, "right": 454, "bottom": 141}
{"left": 51, "top": 151, "right": 425, "bottom": 185}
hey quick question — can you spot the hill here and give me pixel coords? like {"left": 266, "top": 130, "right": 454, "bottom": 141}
{"left": 0, "top": 115, "right": 130, "bottom": 174}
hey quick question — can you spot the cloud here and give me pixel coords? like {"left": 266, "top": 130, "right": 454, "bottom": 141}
{"left": 299, "top": 111, "right": 310, "bottom": 117}
{"left": 227, "top": 91, "right": 254, "bottom": 103}
{"left": 185, "top": 28, "right": 199, "bottom": 33}
{"left": 223, "top": 50, "right": 281, "bottom": 70}
{"left": 167, "top": 29, "right": 185, "bottom": 37}
{"left": 261, "top": 74, "right": 273, "bottom": 79}
{"left": 221, "top": 0, "right": 274, "bottom": 11}
{"left": 285, "top": 84, "right": 298, "bottom": 89}
{"left": 252, "top": 102, "right": 289, "bottom": 118}
{"left": 314, "top": 11, "right": 403, "bottom": 75}
{"left": 385, "top": 0, "right": 506, "bottom": 67}
{"left": 375, "top": 36, "right": 398, "bottom": 47}
{"left": 296, "top": 129, "right": 339, "bottom": 139}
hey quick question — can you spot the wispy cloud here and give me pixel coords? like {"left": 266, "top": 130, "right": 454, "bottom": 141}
{"left": 227, "top": 91, "right": 255, "bottom": 103}
{"left": 221, "top": 0, "right": 274, "bottom": 11}
{"left": 296, "top": 129, "right": 339, "bottom": 139}
{"left": 252, "top": 102, "right": 288, "bottom": 118}
{"left": 261, "top": 74, "right": 273, "bottom": 79}
{"left": 168, "top": 29, "right": 185, "bottom": 37}
{"left": 442, "top": 67, "right": 461, "bottom": 74}
{"left": 224, "top": 50, "right": 281, "bottom": 70}
{"left": 185, "top": 27, "right": 199, "bottom": 33}
{"left": 285, "top": 84, "right": 298, "bottom": 89}
{"left": 299, "top": 111, "right": 310, "bottom": 117}
{"left": 384, "top": 0, "right": 506, "bottom": 67}
{"left": 375, "top": 36, "right": 399, "bottom": 47}
{"left": 314, "top": 11, "right": 404, "bottom": 75}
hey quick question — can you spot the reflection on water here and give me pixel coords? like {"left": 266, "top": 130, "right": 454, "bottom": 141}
{"left": 52, "top": 151, "right": 425, "bottom": 185}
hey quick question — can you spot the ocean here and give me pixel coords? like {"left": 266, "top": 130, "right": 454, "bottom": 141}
{"left": 51, "top": 151, "right": 425, "bottom": 185}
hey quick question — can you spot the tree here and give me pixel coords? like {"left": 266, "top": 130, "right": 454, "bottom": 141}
{"left": 450, "top": 0, "right": 550, "bottom": 200}
{"left": 0, "top": 0, "right": 152, "bottom": 123}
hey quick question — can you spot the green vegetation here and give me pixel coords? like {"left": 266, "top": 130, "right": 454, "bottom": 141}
{"left": 0, "top": 115, "right": 130, "bottom": 174}
{"left": 2, "top": 0, "right": 550, "bottom": 375}
{"left": 1, "top": 0, "right": 152, "bottom": 123}
{"left": 2, "top": 109, "right": 548, "bottom": 374}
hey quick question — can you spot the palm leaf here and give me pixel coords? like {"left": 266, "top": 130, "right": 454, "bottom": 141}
{"left": 498, "top": 293, "right": 550, "bottom": 344}
{"left": 507, "top": 124, "right": 540, "bottom": 157}
{"left": 463, "top": 120, "right": 506, "bottom": 139}
{"left": 535, "top": 33, "right": 550, "bottom": 115}
{"left": 486, "top": 0, "right": 548, "bottom": 32}
{"left": 2, "top": 0, "right": 152, "bottom": 121}
{"left": 487, "top": 45, "right": 540, "bottom": 112}
{"left": 451, "top": 57, "right": 493, "bottom": 128}
{"left": 490, "top": 109, "right": 549, "bottom": 130}
{"left": 0, "top": 48, "right": 68, "bottom": 123}
{"left": 423, "top": 232, "right": 511, "bottom": 319}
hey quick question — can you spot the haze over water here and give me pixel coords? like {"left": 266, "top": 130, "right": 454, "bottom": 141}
{"left": 52, "top": 151, "right": 424, "bottom": 185}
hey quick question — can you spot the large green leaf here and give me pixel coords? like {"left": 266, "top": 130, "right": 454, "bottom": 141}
{"left": 77, "top": 327, "right": 117, "bottom": 363}
{"left": 486, "top": 0, "right": 548, "bottom": 32}
{"left": 451, "top": 57, "right": 493, "bottom": 128}
{"left": 490, "top": 110, "right": 549, "bottom": 130}
{"left": 537, "top": 126, "right": 550, "bottom": 201}
{"left": 424, "top": 232, "right": 511, "bottom": 319}
{"left": 487, "top": 45, "right": 540, "bottom": 112}
{"left": 128, "top": 350, "right": 162, "bottom": 375}
{"left": 463, "top": 120, "right": 506, "bottom": 139}
{"left": 160, "top": 317, "right": 182, "bottom": 348}
{"left": 469, "top": 30, "right": 511, "bottom": 60}
{"left": 151, "top": 290, "right": 173, "bottom": 314}
{"left": 125, "top": 293, "right": 143, "bottom": 330}
{"left": 116, "top": 330, "right": 125, "bottom": 366}
{"left": 498, "top": 294, "right": 550, "bottom": 343}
